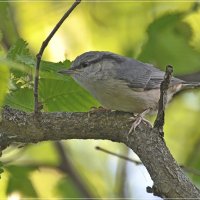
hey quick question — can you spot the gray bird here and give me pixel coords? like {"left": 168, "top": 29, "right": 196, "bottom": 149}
{"left": 59, "top": 51, "right": 200, "bottom": 114}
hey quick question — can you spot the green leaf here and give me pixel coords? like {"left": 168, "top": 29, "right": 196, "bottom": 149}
{"left": 40, "top": 59, "right": 71, "bottom": 81}
{"left": 39, "top": 60, "right": 99, "bottom": 112}
{"left": 138, "top": 12, "right": 200, "bottom": 74}
{"left": 5, "top": 165, "right": 38, "bottom": 197}
{"left": 7, "top": 38, "right": 35, "bottom": 79}
{"left": 7, "top": 38, "right": 34, "bottom": 64}
{"left": 6, "top": 39, "right": 99, "bottom": 112}
{"left": 4, "top": 39, "right": 34, "bottom": 101}
{"left": 39, "top": 77, "right": 99, "bottom": 112}
{"left": 0, "top": 61, "right": 9, "bottom": 107}
{"left": 5, "top": 87, "right": 34, "bottom": 112}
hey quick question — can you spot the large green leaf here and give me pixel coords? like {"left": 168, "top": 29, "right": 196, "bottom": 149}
{"left": 5, "top": 39, "right": 99, "bottom": 112}
{"left": 138, "top": 12, "right": 200, "bottom": 75}
{"left": 5, "top": 87, "right": 34, "bottom": 111}
{"left": 5, "top": 165, "right": 38, "bottom": 197}
{"left": 39, "top": 60, "right": 99, "bottom": 112}
{"left": 40, "top": 77, "right": 99, "bottom": 112}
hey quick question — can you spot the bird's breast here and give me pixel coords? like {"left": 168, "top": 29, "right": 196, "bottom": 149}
{"left": 77, "top": 78, "right": 161, "bottom": 113}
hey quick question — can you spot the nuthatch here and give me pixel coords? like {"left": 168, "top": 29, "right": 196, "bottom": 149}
{"left": 59, "top": 51, "right": 200, "bottom": 115}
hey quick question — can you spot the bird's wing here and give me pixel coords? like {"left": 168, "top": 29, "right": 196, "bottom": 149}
{"left": 145, "top": 64, "right": 184, "bottom": 89}
{"left": 115, "top": 59, "right": 182, "bottom": 91}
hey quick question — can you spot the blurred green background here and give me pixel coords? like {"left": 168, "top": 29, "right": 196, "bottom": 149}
{"left": 0, "top": 1, "right": 200, "bottom": 199}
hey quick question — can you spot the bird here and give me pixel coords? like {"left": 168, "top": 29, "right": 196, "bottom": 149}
{"left": 58, "top": 51, "right": 200, "bottom": 130}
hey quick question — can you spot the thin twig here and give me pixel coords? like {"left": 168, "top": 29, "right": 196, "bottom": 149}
{"left": 181, "top": 165, "right": 200, "bottom": 177}
{"left": 96, "top": 146, "right": 200, "bottom": 178}
{"left": 95, "top": 146, "right": 141, "bottom": 165}
{"left": 154, "top": 65, "right": 173, "bottom": 134}
{"left": 34, "top": 0, "right": 81, "bottom": 113}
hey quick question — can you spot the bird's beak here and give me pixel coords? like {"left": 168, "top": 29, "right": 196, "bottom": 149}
{"left": 58, "top": 69, "right": 76, "bottom": 75}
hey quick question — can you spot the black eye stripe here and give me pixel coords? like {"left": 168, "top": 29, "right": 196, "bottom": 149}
{"left": 72, "top": 53, "right": 124, "bottom": 70}
{"left": 81, "top": 62, "right": 89, "bottom": 68}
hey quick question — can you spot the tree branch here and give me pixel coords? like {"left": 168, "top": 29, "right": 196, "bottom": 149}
{"left": 154, "top": 65, "right": 173, "bottom": 134}
{"left": 96, "top": 146, "right": 141, "bottom": 165}
{"left": 0, "top": 106, "right": 200, "bottom": 199}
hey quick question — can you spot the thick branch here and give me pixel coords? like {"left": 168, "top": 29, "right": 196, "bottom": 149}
{"left": 0, "top": 106, "right": 200, "bottom": 199}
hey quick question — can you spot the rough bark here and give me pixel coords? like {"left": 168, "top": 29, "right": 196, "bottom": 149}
{"left": 0, "top": 106, "right": 200, "bottom": 199}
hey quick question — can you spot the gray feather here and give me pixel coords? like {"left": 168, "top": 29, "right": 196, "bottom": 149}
{"left": 71, "top": 51, "right": 193, "bottom": 90}
{"left": 114, "top": 58, "right": 183, "bottom": 90}
{"left": 71, "top": 51, "right": 124, "bottom": 70}
{"left": 181, "top": 82, "right": 200, "bottom": 89}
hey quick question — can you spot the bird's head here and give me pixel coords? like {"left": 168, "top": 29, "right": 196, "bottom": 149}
{"left": 58, "top": 51, "right": 123, "bottom": 77}
{"left": 58, "top": 51, "right": 102, "bottom": 76}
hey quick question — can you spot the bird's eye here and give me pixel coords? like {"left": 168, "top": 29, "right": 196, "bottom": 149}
{"left": 81, "top": 62, "right": 88, "bottom": 68}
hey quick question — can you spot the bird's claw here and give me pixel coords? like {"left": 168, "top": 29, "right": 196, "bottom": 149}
{"left": 127, "top": 108, "right": 152, "bottom": 138}
{"left": 128, "top": 116, "right": 142, "bottom": 134}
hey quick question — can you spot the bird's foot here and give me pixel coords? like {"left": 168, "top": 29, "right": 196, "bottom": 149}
{"left": 128, "top": 108, "right": 152, "bottom": 135}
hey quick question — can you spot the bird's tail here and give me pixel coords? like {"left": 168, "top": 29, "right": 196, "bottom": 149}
{"left": 182, "top": 82, "right": 200, "bottom": 90}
